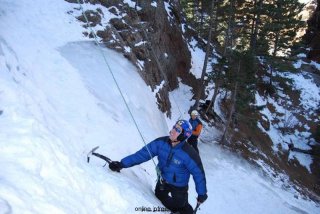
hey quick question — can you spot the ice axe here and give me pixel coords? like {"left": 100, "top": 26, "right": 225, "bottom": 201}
{"left": 87, "top": 146, "right": 112, "bottom": 167}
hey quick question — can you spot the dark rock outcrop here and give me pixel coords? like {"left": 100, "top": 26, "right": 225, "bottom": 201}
{"left": 68, "top": 0, "right": 193, "bottom": 116}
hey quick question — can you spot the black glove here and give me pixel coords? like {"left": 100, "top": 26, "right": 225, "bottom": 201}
{"left": 197, "top": 194, "right": 208, "bottom": 204}
{"left": 109, "top": 161, "right": 123, "bottom": 172}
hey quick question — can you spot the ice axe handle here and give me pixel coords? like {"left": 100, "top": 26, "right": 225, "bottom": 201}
{"left": 193, "top": 203, "right": 201, "bottom": 214}
{"left": 92, "top": 152, "right": 112, "bottom": 163}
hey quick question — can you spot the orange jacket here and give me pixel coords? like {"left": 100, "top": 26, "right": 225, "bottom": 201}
{"left": 192, "top": 123, "right": 202, "bottom": 136}
{"left": 189, "top": 118, "right": 203, "bottom": 136}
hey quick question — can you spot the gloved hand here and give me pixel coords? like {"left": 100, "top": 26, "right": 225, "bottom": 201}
{"left": 109, "top": 161, "right": 123, "bottom": 172}
{"left": 197, "top": 194, "right": 208, "bottom": 204}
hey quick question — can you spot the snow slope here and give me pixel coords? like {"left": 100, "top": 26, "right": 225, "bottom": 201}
{"left": 0, "top": 0, "right": 319, "bottom": 213}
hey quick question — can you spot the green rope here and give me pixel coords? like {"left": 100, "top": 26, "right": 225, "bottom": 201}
{"left": 76, "top": 0, "right": 162, "bottom": 180}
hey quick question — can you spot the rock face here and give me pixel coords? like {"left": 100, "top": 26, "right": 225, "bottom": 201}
{"left": 304, "top": 0, "right": 320, "bottom": 61}
{"left": 69, "top": 0, "right": 192, "bottom": 116}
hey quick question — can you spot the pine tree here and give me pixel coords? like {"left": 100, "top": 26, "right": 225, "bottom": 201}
{"left": 263, "top": 0, "right": 305, "bottom": 57}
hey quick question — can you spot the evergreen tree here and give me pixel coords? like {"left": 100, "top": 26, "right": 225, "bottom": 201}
{"left": 221, "top": 50, "right": 257, "bottom": 143}
{"left": 179, "top": 0, "right": 306, "bottom": 128}
{"left": 263, "top": 0, "right": 305, "bottom": 57}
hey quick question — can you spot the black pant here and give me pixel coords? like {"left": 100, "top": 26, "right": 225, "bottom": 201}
{"left": 155, "top": 181, "right": 193, "bottom": 214}
{"left": 187, "top": 136, "right": 199, "bottom": 153}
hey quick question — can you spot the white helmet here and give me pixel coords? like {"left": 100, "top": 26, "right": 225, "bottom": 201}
{"left": 191, "top": 110, "right": 199, "bottom": 116}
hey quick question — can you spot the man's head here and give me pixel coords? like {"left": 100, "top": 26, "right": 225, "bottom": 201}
{"left": 191, "top": 110, "right": 199, "bottom": 120}
{"left": 169, "top": 120, "right": 192, "bottom": 142}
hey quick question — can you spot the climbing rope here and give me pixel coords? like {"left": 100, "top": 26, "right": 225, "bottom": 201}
{"left": 75, "top": 0, "right": 162, "bottom": 179}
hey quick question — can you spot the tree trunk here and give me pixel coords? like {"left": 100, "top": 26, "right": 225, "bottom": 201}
{"left": 269, "top": 30, "right": 280, "bottom": 86}
{"left": 193, "top": 0, "right": 216, "bottom": 109}
{"left": 205, "top": 70, "right": 221, "bottom": 114}
{"left": 192, "top": 0, "right": 199, "bottom": 26}
{"left": 221, "top": 60, "right": 240, "bottom": 144}
{"left": 272, "top": 31, "right": 280, "bottom": 57}
{"left": 250, "top": 0, "right": 262, "bottom": 52}
{"left": 224, "top": 0, "right": 235, "bottom": 56}
{"left": 199, "top": 1, "right": 204, "bottom": 33}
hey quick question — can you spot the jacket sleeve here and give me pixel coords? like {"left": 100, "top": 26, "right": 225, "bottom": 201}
{"left": 120, "top": 140, "right": 159, "bottom": 168}
{"left": 185, "top": 157, "right": 207, "bottom": 196}
{"left": 192, "top": 123, "right": 203, "bottom": 136}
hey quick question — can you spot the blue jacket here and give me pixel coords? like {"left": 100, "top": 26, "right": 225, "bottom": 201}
{"left": 121, "top": 136, "right": 207, "bottom": 196}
